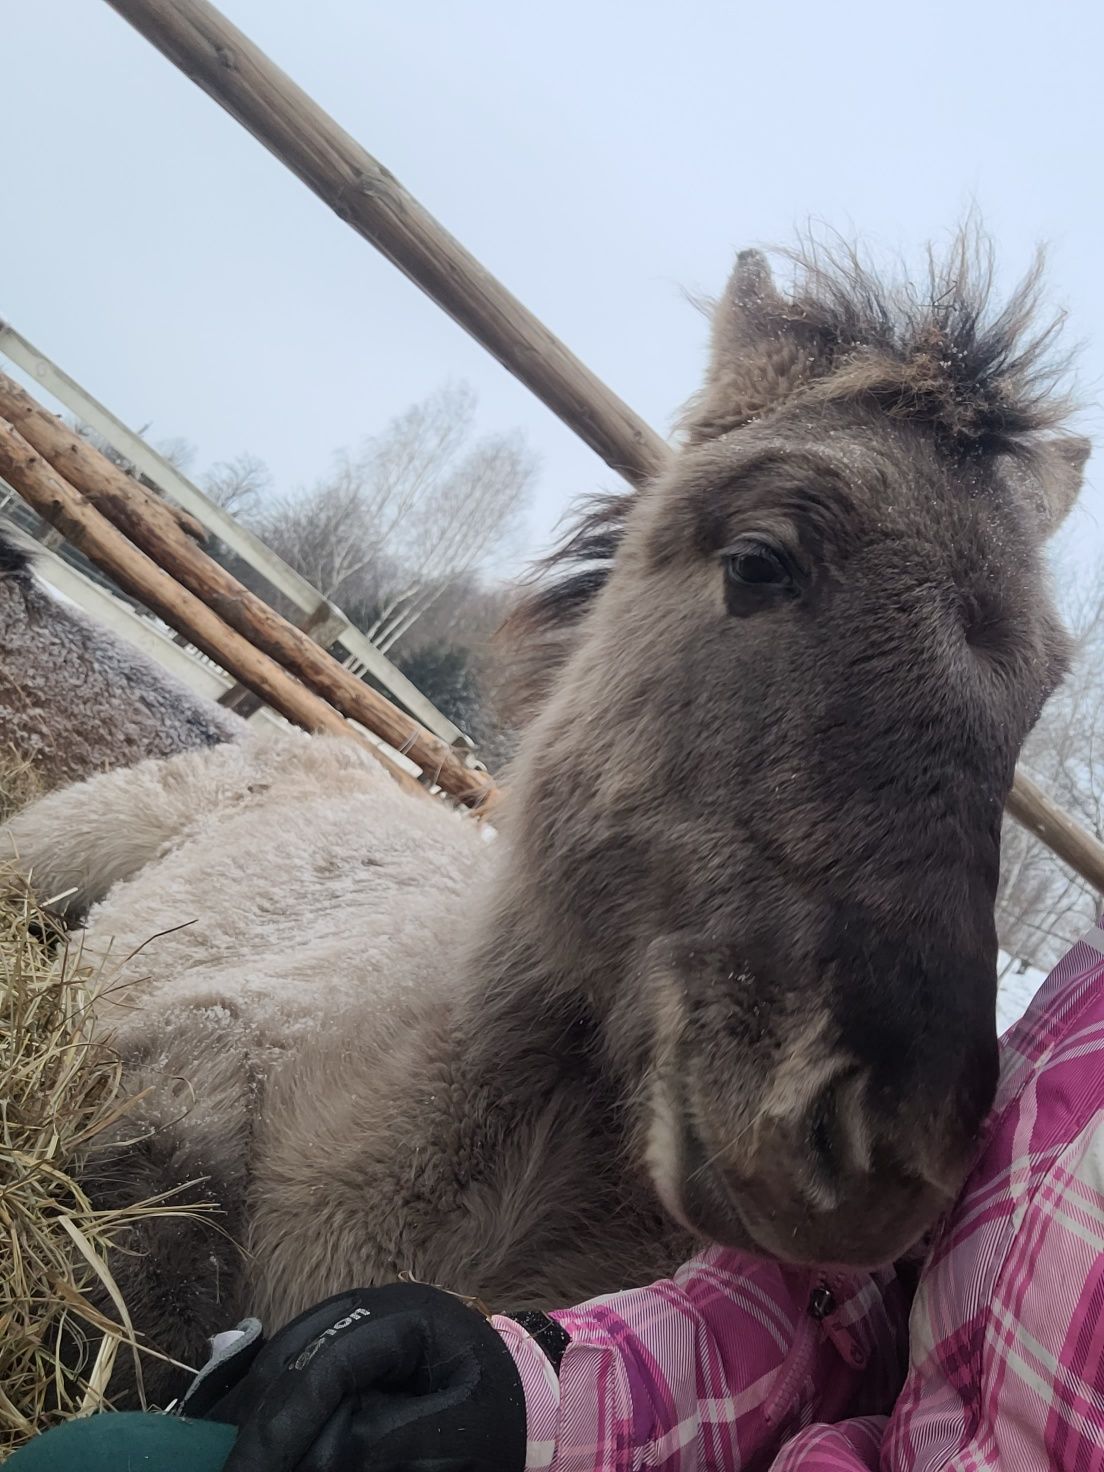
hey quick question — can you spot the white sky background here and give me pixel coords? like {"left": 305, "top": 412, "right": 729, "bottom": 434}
{"left": 2, "top": 1, "right": 1102, "bottom": 577}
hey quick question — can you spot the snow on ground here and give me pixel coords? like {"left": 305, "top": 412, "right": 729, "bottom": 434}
{"left": 996, "top": 951, "right": 1049, "bottom": 1036}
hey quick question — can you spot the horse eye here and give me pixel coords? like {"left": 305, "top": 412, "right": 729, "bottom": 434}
{"left": 724, "top": 541, "right": 794, "bottom": 591}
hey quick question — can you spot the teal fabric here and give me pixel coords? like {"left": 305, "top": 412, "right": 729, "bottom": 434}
{"left": 6, "top": 1412, "right": 237, "bottom": 1470}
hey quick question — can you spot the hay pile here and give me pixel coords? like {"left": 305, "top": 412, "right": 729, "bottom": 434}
{"left": 0, "top": 756, "right": 199, "bottom": 1458}
{"left": 0, "top": 748, "right": 41, "bottom": 825}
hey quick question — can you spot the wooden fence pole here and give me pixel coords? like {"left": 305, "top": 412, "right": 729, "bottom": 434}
{"left": 1006, "top": 771, "right": 1104, "bottom": 894}
{"left": 0, "top": 371, "right": 496, "bottom": 808}
{"left": 97, "top": 0, "right": 1104, "bottom": 889}
{"left": 0, "top": 418, "right": 426, "bottom": 799}
{"left": 102, "top": 0, "right": 669, "bottom": 489}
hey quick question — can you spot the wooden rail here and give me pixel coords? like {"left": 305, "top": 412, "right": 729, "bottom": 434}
{"left": 0, "top": 418, "right": 426, "bottom": 799}
{"left": 1006, "top": 771, "right": 1104, "bottom": 893}
{"left": 100, "top": 0, "right": 1104, "bottom": 892}
{"left": 0, "top": 319, "right": 471, "bottom": 750}
{"left": 103, "top": 0, "right": 669, "bottom": 491}
{"left": 0, "top": 371, "right": 495, "bottom": 809}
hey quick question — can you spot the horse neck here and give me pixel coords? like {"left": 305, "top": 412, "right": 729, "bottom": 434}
{"left": 442, "top": 841, "right": 692, "bottom": 1290}
{"left": 452, "top": 855, "right": 611, "bottom": 1101}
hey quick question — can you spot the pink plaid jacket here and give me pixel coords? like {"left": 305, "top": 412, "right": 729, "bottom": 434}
{"left": 493, "top": 924, "right": 1104, "bottom": 1470}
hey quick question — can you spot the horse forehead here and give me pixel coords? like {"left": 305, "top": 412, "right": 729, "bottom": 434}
{"left": 776, "top": 435, "right": 1011, "bottom": 550}
{"left": 641, "top": 426, "right": 1016, "bottom": 576}
{"left": 676, "top": 420, "right": 940, "bottom": 513}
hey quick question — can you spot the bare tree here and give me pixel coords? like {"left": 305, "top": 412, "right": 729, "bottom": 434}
{"left": 70, "top": 420, "right": 196, "bottom": 479}
{"left": 365, "top": 430, "right": 533, "bottom": 653}
{"left": 203, "top": 453, "right": 272, "bottom": 520}
{"left": 996, "top": 562, "right": 1104, "bottom": 971}
{"left": 257, "top": 465, "right": 390, "bottom": 604}
{"left": 256, "top": 383, "right": 534, "bottom": 642}
{"left": 153, "top": 435, "right": 197, "bottom": 474}
{"left": 71, "top": 425, "right": 267, "bottom": 522}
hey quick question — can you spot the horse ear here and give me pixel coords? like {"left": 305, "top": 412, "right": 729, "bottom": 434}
{"left": 706, "top": 251, "right": 783, "bottom": 377}
{"left": 1033, "top": 434, "right": 1090, "bottom": 538}
{"left": 682, "top": 250, "right": 804, "bottom": 445}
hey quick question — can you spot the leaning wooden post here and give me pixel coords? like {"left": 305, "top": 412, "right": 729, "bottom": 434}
{"left": 1006, "top": 771, "right": 1104, "bottom": 894}
{"left": 99, "top": 0, "right": 1104, "bottom": 887}
{"left": 102, "top": 0, "right": 669, "bottom": 489}
{"left": 0, "top": 371, "right": 496, "bottom": 809}
{"left": 0, "top": 418, "right": 425, "bottom": 800}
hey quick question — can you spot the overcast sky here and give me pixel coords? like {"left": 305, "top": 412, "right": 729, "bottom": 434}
{"left": 3, "top": 1, "right": 1102, "bottom": 575}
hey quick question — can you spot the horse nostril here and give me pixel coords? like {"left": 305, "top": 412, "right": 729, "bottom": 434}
{"left": 805, "top": 1071, "right": 870, "bottom": 1186}
{"left": 807, "top": 1086, "right": 843, "bottom": 1180}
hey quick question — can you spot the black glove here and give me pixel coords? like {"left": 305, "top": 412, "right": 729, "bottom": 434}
{"left": 185, "top": 1283, "right": 528, "bottom": 1472}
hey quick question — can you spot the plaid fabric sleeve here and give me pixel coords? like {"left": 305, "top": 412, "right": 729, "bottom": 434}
{"left": 492, "top": 1246, "right": 907, "bottom": 1471}
{"left": 878, "top": 927, "right": 1104, "bottom": 1469}
{"left": 491, "top": 930, "right": 1104, "bottom": 1470}
{"left": 769, "top": 1417, "right": 887, "bottom": 1470}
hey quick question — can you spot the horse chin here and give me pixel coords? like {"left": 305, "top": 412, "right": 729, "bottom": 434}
{"left": 642, "top": 1079, "right": 923, "bottom": 1269}
{"left": 643, "top": 1078, "right": 755, "bottom": 1252}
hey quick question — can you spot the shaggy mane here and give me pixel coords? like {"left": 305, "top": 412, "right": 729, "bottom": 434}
{"left": 497, "top": 492, "right": 632, "bottom": 717}
{"left": 775, "top": 233, "right": 1074, "bottom": 452}
{"left": 499, "top": 229, "right": 1079, "bottom": 719}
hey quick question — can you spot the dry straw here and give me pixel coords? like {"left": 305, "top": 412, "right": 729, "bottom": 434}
{"left": 0, "top": 749, "right": 41, "bottom": 827}
{"left": 0, "top": 755, "right": 204, "bottom": 1459}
